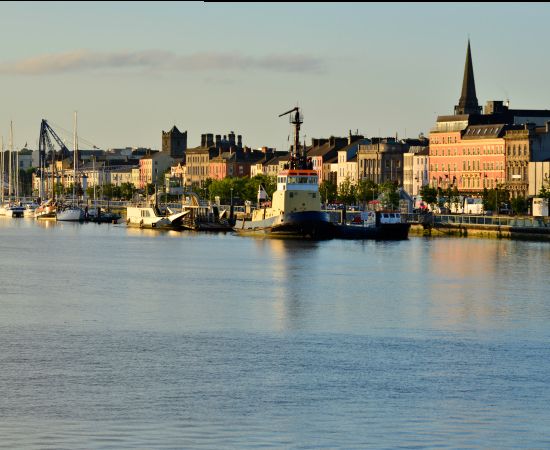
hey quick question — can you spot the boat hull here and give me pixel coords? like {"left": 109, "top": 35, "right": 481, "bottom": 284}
{"left": 334, "top": 222, "right": 411, "bottom": 240}
{"left": 235, "top": 210, "right": 334, "bottom": 239}
{"left": 57, "top": 208, "right": 84, "bottom": 221}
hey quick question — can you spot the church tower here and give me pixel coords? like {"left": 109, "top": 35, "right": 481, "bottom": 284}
{"left": 454, "top": 40, "right": 482, "bottom": 115}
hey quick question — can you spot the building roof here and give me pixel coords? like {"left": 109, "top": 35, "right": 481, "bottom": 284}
{"left": 463, "top": 124, "right": 507, "bottom": 139}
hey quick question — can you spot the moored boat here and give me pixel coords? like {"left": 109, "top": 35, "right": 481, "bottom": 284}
{"left": 126, "top": 204, "right": 189, "bottom": 229}
{"left": 234, "top": 106, "right": 333, "bottom": 239}
{"left": 0, "top": 203, "right": 25, "bottom": 218}
{"left": 334, "top": 210, "right": 411, "bottom": 240}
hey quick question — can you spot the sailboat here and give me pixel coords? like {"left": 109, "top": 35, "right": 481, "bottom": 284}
{"left": 0, "top": 123, "right": 25, "bottom": 218}
{"left": 57, "top": 112, "right": 84, "bottom": 221}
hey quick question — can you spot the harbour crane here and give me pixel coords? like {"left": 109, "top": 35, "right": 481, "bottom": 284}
{"left": 38, "top": 119, "right": 71, "bottom": 200}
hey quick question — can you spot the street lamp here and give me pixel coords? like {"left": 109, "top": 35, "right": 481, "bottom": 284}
{"left": 230, "top": 187, "right": 233, "bottom": 207}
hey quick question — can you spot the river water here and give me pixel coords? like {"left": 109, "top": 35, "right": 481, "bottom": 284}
{"left": 1, "top": 217, "right": 550, "bottom": 449}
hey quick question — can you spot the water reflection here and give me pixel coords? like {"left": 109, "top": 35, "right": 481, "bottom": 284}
{"left": 250, "top": 238, "right": 322, "bottom": 331}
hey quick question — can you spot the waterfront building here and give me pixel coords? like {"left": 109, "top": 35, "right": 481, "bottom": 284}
{"left": 185, "top": 132, "right": 244, "bottom": 188}
{"left": 307, "top": 136, "right": 349, "bottom": 184}
{"left": 139, "top": 152, "right": 174, "bottom": 189}
{"left": 209, "top": 148, "right": 264, "bottom": 180}
{"left": 429, "top": 40, "right": 550, "bottom": 196}
{"left": 162, "top": 126, "right": 187, "bottom": 159}
{"left": 357, "top": 137, "right": 407, "bottom": 185}
{"left": 504, "top": 123, "right": 550, "bottom": 198}
{"left": 334, "top": 135, "right": 369, "bottom": 187}
{"left": 131, "top": 167, "right": 141, "bottom": 189}
{"left": 403, "top": 145, "right": 429, "bottom": 197}
{"left": 263, "top": 154, "right": 289, "bottom": 177}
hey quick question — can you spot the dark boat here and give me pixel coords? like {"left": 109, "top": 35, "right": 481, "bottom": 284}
{"left": 334, "top": 211, "right": 411, "bottom": 240}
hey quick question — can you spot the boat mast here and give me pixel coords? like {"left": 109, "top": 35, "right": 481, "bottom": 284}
{"left": 8, "top": 123, "right": 12, "bottom": 200}
{"left": 73, "top": 111, "right": 78, "bottom": 204}
{"left": 13, "top": 122, "right": 19, "bottom": 201}
{"left": 278, "top": 106, "right": 305, "bottom": 169}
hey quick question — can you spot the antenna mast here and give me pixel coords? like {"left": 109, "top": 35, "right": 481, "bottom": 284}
{"left": 278, "top": 106, "right": 310, "bottom": 169}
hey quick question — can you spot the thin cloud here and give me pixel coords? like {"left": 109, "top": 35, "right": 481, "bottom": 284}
{"left": 0, "top": 49, "right": 325, "bottom": 75}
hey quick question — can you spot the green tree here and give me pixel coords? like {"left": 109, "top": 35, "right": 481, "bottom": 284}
{"left": 510, "top": 196, "right": 528, "bottom": 215}
{"left": 319, "top": 179, "right": 337, "bottom": 204}
{"left": 419, "top": 185, "right": 438, "bottom": 210}
{"left": 120, "top": 182, "right": 136, "bottom": 200}
{"left": 538, "top": 184, "right": 550, "bottom": 199}
{"left": 378, "top": 180, "right": 400, "bottom": 210}
{"left": 356, "top": 178, "right": 378, "bottom": 208}
{"left": 337, "top": 177, "right": 356, "bottom": 205}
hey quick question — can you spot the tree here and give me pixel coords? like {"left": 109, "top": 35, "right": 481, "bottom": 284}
{"left": 419, "top": 185, "right": 438, "bottom": 210}
{"left": 378, "top": 180, "right": 400, "bottom": 210}
{"left": 538, "top": 184, "right": 550, "bottom": 199}
{"left": 319, "top": 179, "right": 337, "bottom": 204}
{"left": 120, "top": 182, "right": 136, "bottom": 200}
{"left": 356, "top": 178, "right": 378, "bottom": 208}
{"left": 510, "top": 196, "right": 528, "bottom": 215}
{"left": 337, "top": 177, "right": 356, "bottom": 205}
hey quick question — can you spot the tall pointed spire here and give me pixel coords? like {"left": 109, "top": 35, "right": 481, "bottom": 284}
{"left": 454, "top": 40, "right": 482, "bottom": 115}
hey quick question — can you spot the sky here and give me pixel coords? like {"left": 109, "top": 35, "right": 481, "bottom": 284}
{"left": 1, "top": 2, "right": 550, "bottom": 152}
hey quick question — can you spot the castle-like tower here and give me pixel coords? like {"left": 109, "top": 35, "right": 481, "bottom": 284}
{"left": 162, "top": 126, "right": 187, "bottom": 159}
{"left": 454, "top": 40, "right": 482, "bottom": 115}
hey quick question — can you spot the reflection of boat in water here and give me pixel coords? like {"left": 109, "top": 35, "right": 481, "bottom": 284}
{"left": 234, "top": 106, "right": 333, "bottom": 240}
{"left": 334, "top": 211, "right": 410, "bottom": 240}
{"left": 126, "top": 204, "right": 188, "bottom": 229}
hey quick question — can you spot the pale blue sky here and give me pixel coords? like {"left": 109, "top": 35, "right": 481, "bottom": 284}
{"left": 1, "top": 2, "right": 549, "bottom": 151}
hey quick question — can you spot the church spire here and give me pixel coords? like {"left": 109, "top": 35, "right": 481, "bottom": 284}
{"left": 454, "top": 40, "right": 482, "bottom": 115}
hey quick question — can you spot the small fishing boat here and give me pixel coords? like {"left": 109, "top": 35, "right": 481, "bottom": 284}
{"left": 334, "top": 210, "right": 411, "bottom": 240}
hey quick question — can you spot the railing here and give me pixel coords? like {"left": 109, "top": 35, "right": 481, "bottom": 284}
{"left": 433, "top": 214, "right": 550, "bottom": 229}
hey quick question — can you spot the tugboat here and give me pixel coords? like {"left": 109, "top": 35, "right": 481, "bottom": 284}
{"left": 234, "top": 107, "right": 334, "bottom": 239}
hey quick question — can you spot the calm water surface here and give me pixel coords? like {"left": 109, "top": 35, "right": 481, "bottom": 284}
{"left": 1, "top": 217, "right": 550, "bottom": 449}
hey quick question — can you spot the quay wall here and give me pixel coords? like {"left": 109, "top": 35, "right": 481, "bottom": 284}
{"left": 411, "top": 223, "right": 550, "bottom": 242}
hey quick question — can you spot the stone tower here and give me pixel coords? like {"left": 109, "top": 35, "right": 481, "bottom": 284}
{"left": 162, "top": 126, "right": 187, "bottom": 159}
{"left": 454, "top": 40, "right": 482, "bottom": 115}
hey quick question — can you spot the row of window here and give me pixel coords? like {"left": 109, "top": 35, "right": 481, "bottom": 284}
{"left": 430, "top": 161, "right": 504, "bottom": 172}
{"left": 431, "top": 145, "right": 505, "bottom": 156}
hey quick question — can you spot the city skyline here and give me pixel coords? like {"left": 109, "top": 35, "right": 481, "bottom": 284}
{"left": 1, "top": 2, "right": 550, "bottom": 151}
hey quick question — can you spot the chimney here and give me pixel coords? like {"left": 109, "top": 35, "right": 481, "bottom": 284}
{"left": 201, "top": 134, "right": 206, "bottom": 147}
{"left": 228, "top": 131, "right": 236, "bottom": 147}
{"left": 216, "top": 134, "right": 221, "bottom": 148}
{"left": 237, "top": 135, "right": 242, "bottom": 148}
{"left": 207, "top": 134, "right": 215, "bottom": 147}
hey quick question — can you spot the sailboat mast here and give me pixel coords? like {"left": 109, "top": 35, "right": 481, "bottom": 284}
{"left": 51, "top": 135, "right": 55, "bottom": 201}
{"left": 73, "top": 111, "right": 77, "bottom": 203}
{"left": 13, "top": 122, "right": 19, "bottom": 200}
{"left": 8, "top": 122, "right": 12, "bottom": 200}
